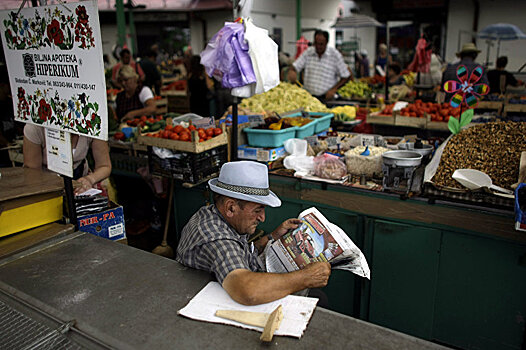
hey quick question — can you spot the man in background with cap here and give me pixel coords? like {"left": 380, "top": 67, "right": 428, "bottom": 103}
{"left": 176, "top": 161, "right": 331, "bottom": 305}
{"left": 441, "top": 43, "right": 488, "bottom": 101}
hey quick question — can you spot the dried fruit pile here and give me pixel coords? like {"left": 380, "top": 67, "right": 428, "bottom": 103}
{"left": 433, "top": 121, "right": 526, "bottom": 190}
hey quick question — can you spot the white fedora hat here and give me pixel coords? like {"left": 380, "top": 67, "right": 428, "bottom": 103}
{"left": 208, "top": 161, "right": 281, "bottom": 207}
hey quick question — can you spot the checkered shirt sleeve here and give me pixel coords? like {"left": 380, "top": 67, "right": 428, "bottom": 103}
{"left": 176, "top": 205, "right": 261, "bottom": 284}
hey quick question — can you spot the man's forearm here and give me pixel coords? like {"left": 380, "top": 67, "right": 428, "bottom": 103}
{"left": 222, "top": 269, "right": 312, "bottom": 305}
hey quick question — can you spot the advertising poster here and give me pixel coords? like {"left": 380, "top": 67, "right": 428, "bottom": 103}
{"left": 0, "top": 0, "right": 108, "bottom": 140}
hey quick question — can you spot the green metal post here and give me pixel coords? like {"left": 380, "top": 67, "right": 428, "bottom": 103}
{"left": 128, "top": 9, "right": 137, "bottom": 56}
{"left": 116, "top": 0, "right": 126, "bottom": 47}
{"left": 296, "top": 0, "right": 301, "bottom": 40}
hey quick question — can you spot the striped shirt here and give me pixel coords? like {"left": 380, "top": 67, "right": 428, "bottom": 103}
{"left": 176, "top": 205, "right": 262, "bottom": 283}
{"left": 293, "top": 46, "right": 350, "bottom": 96}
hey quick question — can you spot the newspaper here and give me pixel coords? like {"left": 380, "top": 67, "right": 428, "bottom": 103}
{"left": 265, "top": 207, "right": 370, "bottom": 279}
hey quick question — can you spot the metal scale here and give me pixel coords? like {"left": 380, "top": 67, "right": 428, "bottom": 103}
{"left": 382, "top": 141, "right": 434, "bottom": 194}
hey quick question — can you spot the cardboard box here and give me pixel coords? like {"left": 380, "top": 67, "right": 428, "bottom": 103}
{"left": 237, "top": 144, "right": 287, "bottom": 162}
{"left": 78, "top": 202, "right": 126, "bottom": 241}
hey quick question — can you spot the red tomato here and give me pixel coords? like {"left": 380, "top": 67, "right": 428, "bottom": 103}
{"left": 174, "top": 125, "right": 184, "bottom": 133}
{"left": 205, "top": 128, "right": 214, "bottom": 137}
{"left": 188, "top": 125, "right": 196, "bottom": 131}
{"left": 170, "top": 133, "right": 180, "bottom": 140}
{"left": 213, "top": 128, "right": 223, "bottom": 136}
{"left": 179, "top": 132, "right": 190, "bottom": 141}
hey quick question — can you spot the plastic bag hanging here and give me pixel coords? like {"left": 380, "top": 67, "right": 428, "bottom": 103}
{"left": 243, "top": 18, "right": 280, "bottom": 95}
{"left": 200, "top": 21, "right": 256, "bottom": 89}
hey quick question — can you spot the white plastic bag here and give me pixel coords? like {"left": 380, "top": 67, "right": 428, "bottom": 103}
{"left": 283, "top": 138, "right": 314, "bottom": 174}
{"left": 243, "top": 18, "right": 280, "bottom": 94}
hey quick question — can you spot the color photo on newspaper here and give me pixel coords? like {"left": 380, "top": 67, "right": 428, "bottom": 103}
{"left": 265, "top": 207, "right": 370, "bottom": 279}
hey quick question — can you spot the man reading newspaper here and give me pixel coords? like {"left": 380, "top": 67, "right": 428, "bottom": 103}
{"left": 177, "top": 161, "right": 368, "bottom": 306}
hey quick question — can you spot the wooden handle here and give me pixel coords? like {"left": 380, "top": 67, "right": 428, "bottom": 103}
{"left": 215, "top": 309, "right": 268, "bottom": 327}
{"left": 260, "top": 305, "right": 283, "bottom": 342}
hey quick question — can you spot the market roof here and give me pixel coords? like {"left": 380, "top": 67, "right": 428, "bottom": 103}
{"left": 0, "top": 0, "right": 232, "bottom": 11}
{"left": 332, "top": 14, "right": 385, "bottom": 29}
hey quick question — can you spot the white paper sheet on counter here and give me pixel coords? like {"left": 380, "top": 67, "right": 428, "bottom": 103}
{"left": 177, "top": 281, "right": 318, "bottom": 338}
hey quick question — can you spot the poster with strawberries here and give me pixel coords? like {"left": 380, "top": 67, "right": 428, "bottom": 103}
{"left": 0, "top": 0, "right": 107, "bottom": 140}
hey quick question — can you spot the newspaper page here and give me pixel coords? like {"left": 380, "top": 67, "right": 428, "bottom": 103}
{"left": 265, "top": 207, "right": 370, "bottom": 279}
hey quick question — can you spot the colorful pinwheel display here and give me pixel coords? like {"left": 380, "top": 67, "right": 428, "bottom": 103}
{"left": 443, "top": 65, "right": 489, "bottom": 108}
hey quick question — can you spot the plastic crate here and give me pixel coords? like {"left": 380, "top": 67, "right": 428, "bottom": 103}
{"left": 148, "top": 145, "right": 227, "bottom": 184}
{"left": 243, "top": 127, "right": 297, "bottom": 148}
{"left": 309, "top": 112, "right": 334, "bottom": 133}
{"left": 110, "top": 152, "right": 149, "bottom": 175}
{"left": 294, "top": 118, "right": 316, "bottom": 139}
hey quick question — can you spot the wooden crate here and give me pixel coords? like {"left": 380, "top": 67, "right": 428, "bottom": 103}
{"left": 162, "top": 91, "right": 190, "bottom": 114}
{"left": 503, "top": 103, "right": 526, "bottom": 115}
{"left": 476, "top": 101, "right": 503, "bottom": 110}
{"left": 138, "top": 124, "right": 227, "bottom": 153}
{"left": 395, "top": 115, "right": 427, "bottom": 128}
{"left": 366, "top": 111, "right": 395, "bottom": 125}
{"left": 154, "top": 98, "right": 168, "bottom": 114}
{"left": 426, "top": 121, "right": 449, "bottom": 131}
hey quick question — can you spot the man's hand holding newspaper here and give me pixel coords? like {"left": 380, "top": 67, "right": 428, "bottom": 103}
{"left": 265, "top": 207, "right": 370, "bottom": 279}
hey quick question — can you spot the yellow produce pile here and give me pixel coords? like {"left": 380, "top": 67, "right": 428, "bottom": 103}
{"left": 331, "top": 105, "right": 356, "bottom": 122}
{"left": 268, "top": 116, "right": 312, "bottom": 130}
{"left": 403, "top": 72, "right": 416, "bottom": 87}
{"left": 337, "top": 80, "right": 371, "bottom": 99}
{"left": 239, "top": 82, "right": 330, "bottom": 114}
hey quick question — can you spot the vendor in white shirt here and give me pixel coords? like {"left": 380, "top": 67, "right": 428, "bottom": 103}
{"left": 288, "top": 30, "right": 351, "bottom": 102}
{"left": 114, "top": 65, "right": 156, "bottom": 122}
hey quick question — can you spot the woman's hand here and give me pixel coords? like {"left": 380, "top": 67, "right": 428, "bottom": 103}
{"left": 74, "top": 176, "right": 93, "bottom": 195}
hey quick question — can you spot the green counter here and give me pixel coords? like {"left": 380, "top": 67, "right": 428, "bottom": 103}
{"left": 172, "top": 175, "right": 526, "bottom": 350}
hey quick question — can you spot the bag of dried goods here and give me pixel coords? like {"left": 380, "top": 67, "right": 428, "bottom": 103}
{"left": 345, "top": 146, "right": 389, "bottom": 178}
{"left": 314, "top": 153, "right": 347, "bottom": 180}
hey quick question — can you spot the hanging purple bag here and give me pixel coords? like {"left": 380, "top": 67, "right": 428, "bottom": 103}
{"left": 200, "top": 22, "right": 256, "bottom": 88}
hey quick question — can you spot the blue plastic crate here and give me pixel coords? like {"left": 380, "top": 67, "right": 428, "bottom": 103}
{"left": 295, "top": 118, "right": 317, "bottom": 138}
{"left": 244, "top": 126, "right": 297, "bottom": 148}
{"left": 309, "top": 112, "right": 334, "bottom": 133}
{"left": 279, "top": 112, "right": 317, "bottom": 139}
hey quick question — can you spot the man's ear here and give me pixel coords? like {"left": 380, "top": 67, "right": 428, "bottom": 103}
{"left": 224, "top": 198, "right": 237, "bottom": 218}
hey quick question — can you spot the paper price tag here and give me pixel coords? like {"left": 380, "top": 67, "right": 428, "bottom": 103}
{"left": 360, "top": 135, "right": 375, "bottom": 147}
{"left": 326, "top": 137, "right": 339, "bottom": 147}
{"left": 248, "top": 115, "right": 265, "bottom": 126}
{"left": 193, "top": 117, "right": 215, "bottom": 129}
{"left": 305, "top": 136, "right": 318, "bottom": 146}
{"left": 393, "top": 101, "right": 409, "bottom": 111}
{"left": 45, "top": 128, "right": 73, "bottom": 177}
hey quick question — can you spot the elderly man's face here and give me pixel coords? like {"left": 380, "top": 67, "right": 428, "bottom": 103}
{"left": 314, "top": 34, "right": 327, "bottom": 56}
{"left": 231, "top": 201, "right": 266, "bottom": 235}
